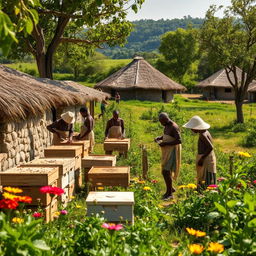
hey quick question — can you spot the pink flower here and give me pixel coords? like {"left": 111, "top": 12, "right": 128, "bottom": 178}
{"left": 101, "top": 223, "right": 123, "bottom": 231}
{"left": 253, "top": 180, "right": 256, "bottom": 184}
{"left": 60, "top": 210, "right": 68, "bottom": 215}
{"left": 217, "top": 177, "right": 226, "bottom": 182}
{"left": 33, "top": 212, "right": 42, "bottom": 218}
{"left": 40, "top": 186, "right": 64, "bottom": 196}
{"left": 151, "top": 179, "right": 158, "bottom": 184}
{"left": 208, "top": 184, "right": 218, "bottom": 188}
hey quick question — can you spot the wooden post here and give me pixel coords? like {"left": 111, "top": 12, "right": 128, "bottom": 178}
{"left": 142, "top": 145, "right": 148, "bottom": 179}
{"left": 229, "top": 155, "right": 234, "bottom": 176}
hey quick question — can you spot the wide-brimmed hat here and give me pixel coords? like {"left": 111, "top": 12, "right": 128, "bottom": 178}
{"left": 183, "top": 116, "right": 210, "bottom": 130}
{"left": 61, "top": 111, "right": 75, "bottom": 124}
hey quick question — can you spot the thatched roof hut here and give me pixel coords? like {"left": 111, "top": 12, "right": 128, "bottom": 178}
{"left": 0, "top": 65, "right": 107, "bottom": 121}
{"left": 95, "top": 57, "right": 186, "bottom": 102}
{"left": 196, "top": 68, "right": 255, "bottom": 100}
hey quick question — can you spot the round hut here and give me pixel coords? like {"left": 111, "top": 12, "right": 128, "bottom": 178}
{"left": 95, "top": 57, "right": 186, "bottom": 102}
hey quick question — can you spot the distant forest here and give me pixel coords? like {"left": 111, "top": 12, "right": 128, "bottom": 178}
{"left": 101, "top": 16, "right": 204, "bottom": 59}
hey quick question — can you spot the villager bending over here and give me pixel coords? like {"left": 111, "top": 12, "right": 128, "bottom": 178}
{"left": 76, "top": 107, "right": 95, "bottom": 153}
{"left": 47, "top": 111, "right": 74, "bottom": 145}
{"left": 155, "top": 112, "right": 182, "bottom": 200}
{"left": 183, "top": 116, "right": 216, "bottom": 188}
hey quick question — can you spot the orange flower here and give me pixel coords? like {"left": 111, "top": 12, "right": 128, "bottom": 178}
{"left": 207, "top": 242, "right": 224, "bottom": 253}
{"left": 188, "top": 244, "right": 204, "bottom": 254}
{"left": 15, "top": 196, "right": 32, "bottom": 204}
{"left": 186, "top": 227, "right": 197, "bottom": 236}
{"left": 3, "top": 187, "right": 23, "bottom": 194}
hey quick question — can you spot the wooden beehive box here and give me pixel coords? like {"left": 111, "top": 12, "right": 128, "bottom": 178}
{"left": 82, "top": 155, "right": 116, "bottom": 169}
{"left": 58, "top": 139, "right": 90, "bottom": 157}
{"left": 20, "top": 158, "right": 76, "bottom": 189}
{"left": 86, "top": 192, "right": 134, "bottom": 224}
{"left": 0, "top": 166, "right": 59, "bottom": 187}
{"left": 88, "top": 166, "right": 130, "bottom": 187}
{"left": 44, "top": 145, "right": 82, "bottom": 170}
{"left": 75, "top": 169, "right": 83, "bottom": 192}
{"left": 104, "top": 138, "right": 130, "bottom": 153}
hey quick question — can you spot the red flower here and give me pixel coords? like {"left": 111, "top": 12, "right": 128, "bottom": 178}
{"left": 151, "top": 179, "right": 158, "bottom": 184}
{"left": 208, "top": 184, "right": 218, "bottom": 188}
{"left": 217, "top": 177, "right": 226, "bottom": 182}
{"left": 0, "top": 199, "right": 19, "bottom": 209}
{"left": 253, "top": 180, "right": 256, "bottom": 184}
{"left": 40, "top": 186, "right": 64, "bottom": 196}
{"left": 33, "top": 212, "right": 43, "bottom": 218}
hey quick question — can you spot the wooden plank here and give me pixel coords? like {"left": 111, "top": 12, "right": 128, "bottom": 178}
{"left": 57, "top": 139, "right": 90, "bottom": 157}
{"left": 44, "top": 145, "right": 83, "bottom": 158}
{"left": 103, "top": 138, "right": 130, "bottom": 152}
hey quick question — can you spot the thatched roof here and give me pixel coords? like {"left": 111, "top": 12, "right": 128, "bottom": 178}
{"left": 0, "top": 65, "right": 108, "bottom": 121}
{"left": 197, "top": 68, "right": 256, "bottom": 89}
{"left": 95, "top": 57, "right": 186, "bottom": 91}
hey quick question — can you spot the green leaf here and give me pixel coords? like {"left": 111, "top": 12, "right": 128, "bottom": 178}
{"left": 214, "top": 202, "right": 227, "bottom": 214}
{"left": 33, "top": 240, "right": 50, "bottom": 251}
{"left": 25, "top": 18, "right": 34, "bottom": 34}
{"left": 227, "top": 200, "right": 238, "bottom": 208}
{"left": 248, "top": 218, "right": 256, "bottom": 228}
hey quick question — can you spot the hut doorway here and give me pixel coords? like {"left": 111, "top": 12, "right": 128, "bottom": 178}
{"left": 162, "top": 90, "right": 167, "bottom": 102}
{"left": 111, "top": 89, "right": 116, "bottom": 98}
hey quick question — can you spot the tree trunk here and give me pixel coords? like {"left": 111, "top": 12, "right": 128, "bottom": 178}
{"left": 235, "top": 100, "right": 244, "bottom": 123}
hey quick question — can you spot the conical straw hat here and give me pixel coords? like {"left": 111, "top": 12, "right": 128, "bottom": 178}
{"left": 183, "top": 116, "right": 210, "bottom": 130}
{"left": 61, "top": 111, "right": 75, "bottom": 124}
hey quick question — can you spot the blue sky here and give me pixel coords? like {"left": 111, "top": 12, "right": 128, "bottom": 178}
{"left": 127, "top": 0, "right": 231, "bottom": 20}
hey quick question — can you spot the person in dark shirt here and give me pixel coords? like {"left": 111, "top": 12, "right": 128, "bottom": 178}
{"left": 183, "top": 116, "right": 216, "bottom": 188}
{"left": 155, "top": 112, "right": 182, "bottom": 200}
{"left": 115, "top": 92, "right": 120, "bottom": 104}
{"left": 105, "top": 110, "right": 125, "bottom": 139}
{"left": 76, "top": 107, "right": 95, "bottom": 153}
{"left": 47, "top": 111, "right": 74, "bottom": 144}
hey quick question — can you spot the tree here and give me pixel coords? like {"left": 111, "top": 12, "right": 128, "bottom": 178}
{"left": 0, "top": 0, "right": 40, "bottom": 54}
{"left": 4, "top": 0, "right": 144, "bottom": 79}
{"left": 158, "top": 28, "right": 199, "bottom": 83}
{"left": 200, "top": 0, "right": 256, "bottom": 123}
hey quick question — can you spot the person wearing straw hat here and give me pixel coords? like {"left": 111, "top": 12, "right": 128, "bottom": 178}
{"left": 76, "top": 107, "right": 95, "bottom": 153}
{"left": 155, "top": 112, "right": 182, "bottom": 200}
{"left": 47, "top": 111, "right": 75, "bottom": 145}
{"left": 183, "top": 116, "right": 216, "bottom": 188}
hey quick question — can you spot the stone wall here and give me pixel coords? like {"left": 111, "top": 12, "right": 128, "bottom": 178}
{"left": 0, "top": 111, "right": 53, "bottom": 172}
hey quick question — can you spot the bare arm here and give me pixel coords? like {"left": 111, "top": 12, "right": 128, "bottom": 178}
{"left": 164, "top": 126, "right": 181, "bottom": 146}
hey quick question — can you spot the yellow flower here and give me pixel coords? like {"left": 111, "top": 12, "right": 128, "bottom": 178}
{"left": 178, "top": 185, "right": 187, "bottom": 189}
{"left": 97, "top": 187, "right": 104, "bottom": 190}
{"left": 186, "top": 227, "right": 206, "bottom": 237}
{"left": 238, "top": 151, "right": 251, "bottom": 158}
{"left": 138, "top": 180, "right": 146, "bottom": 184}
{"left": 2, "top": 192, "right": 18, "bottom": 200}
{"left": 186, "top": 227, "right": 197, "bottom": 236}
{"left": 53, "top": 211, "right": 60, "bottom": 217}
{"left": 143, "top": 186, "right": 151, "bottom": 191}
{"left": 75, "top": 204, "right": 82, "bottom": 209}
{"left": 4, "top": 187, "right": 23, "bottom": 194}
{"left": 187, "top": 184, "right": 197, "bottom": 189}
{"left": 207, "top": 242, "right": 224, "bottom": 253}
{"left": 12, "top": 217, "right": 24, "bottom": 224}
{"left": 188, "top": 244, "right": 204, "bottom": 254}
{"left": 158, "top": 204, "right": 164, "bottom": 209}
{"left": 130, "top": 177, "right": 139, "bottom": 183}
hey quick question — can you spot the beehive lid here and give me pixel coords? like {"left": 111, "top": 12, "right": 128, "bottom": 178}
{"left": 59, "top": 139, "right": 90, "bottom": 147}
{"left": 89, "top": 166, "right": 129, "bottom": 174}
{"left": 25, "top": 158, "right": 74, "bottom": 166}
{"left": 86, "top": 192, "right": 134, "bottom": 205}
{"left": 104, "top": 138, "right": 130, "bottom": 143}
{"left": 0, "top": 166, "right": 58, "bottom": 175}
{"left": 45, "top": 145, "right": 82, "bottom": 151}
{"left": 84, "top": 155, "right": 116, "bottom": 160}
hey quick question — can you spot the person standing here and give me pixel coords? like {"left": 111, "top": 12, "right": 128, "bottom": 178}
{"left": 76, "top": 107, "right": 95, "bottom": 153}
{"left": 105, "top": 110, "right": 125, "bottom": 139}
{"left": 155, "top": 112, "right": 182, "bottom": 200}
{"left": 47, "top": 111, "right": 75, "bottom": 144}
{"left": 183, "top": 116, "right": 216, "bottom": 188}
{"left": 99, "top": 97, "right": 108, "bottom": 118}
{"left": 115, "top": 92, "right": 120, "bottom": 104}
